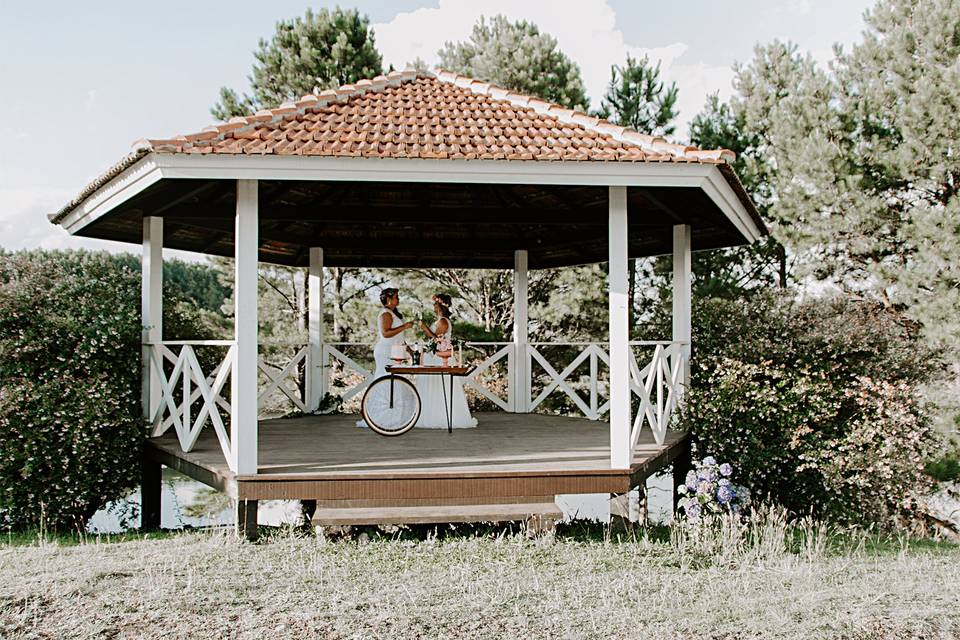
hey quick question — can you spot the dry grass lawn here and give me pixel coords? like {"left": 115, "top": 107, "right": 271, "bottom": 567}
{"left": 0, "top": 520, "right": 958, "bottom": 639}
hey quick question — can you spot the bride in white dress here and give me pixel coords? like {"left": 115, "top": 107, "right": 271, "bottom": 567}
{"left": 414, "top": 294, "right": 477, "bottom": 429}
{"left": 357, "top": 288, "right": 415, "bottom": 428}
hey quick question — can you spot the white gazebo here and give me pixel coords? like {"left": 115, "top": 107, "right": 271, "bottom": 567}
{"left": 51, "top": 69, "right": 765, "bottom": 536}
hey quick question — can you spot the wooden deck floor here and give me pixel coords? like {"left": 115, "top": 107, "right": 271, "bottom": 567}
{"left": 146, "top": 412, "right": 689, "bottom": 503}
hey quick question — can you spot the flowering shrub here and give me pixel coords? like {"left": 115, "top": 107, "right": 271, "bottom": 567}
{"left": 674, "top": 293, "right": 940, "bottom": 527}
{"left": 677, "top": 456, "right": 750, "bottom": 520}
{"left": 0, "top": 251, "right": 208, "bottom": 531}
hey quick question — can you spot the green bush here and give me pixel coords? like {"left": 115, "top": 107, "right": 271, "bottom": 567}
{"left": 0, "top": 250, "right": 214, "bottom": 531}
{"left": 677, "top": 293, "right": 940, "bottom": 527}
{"left": 925, "top": 447, "right": 960, "bottom": 483}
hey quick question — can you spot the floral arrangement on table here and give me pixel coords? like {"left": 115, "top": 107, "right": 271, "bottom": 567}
{"left": 677, "top": 456, "right": 750, "bottom": 520}
{"left": 432, "top": 335, "right": 453, "bottom": 354}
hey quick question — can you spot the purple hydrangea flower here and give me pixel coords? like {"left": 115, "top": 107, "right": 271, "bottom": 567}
{"left": 702, "top": 456, "right": 717, "bottom": 467}
{"left": 698, "top": 468, "right": 718, "bottom": 483}
{"left": 717, "top": 485, "right": 735, "bottom": 504}
{"left": 685, "top": 502, "right": 702, "bottom": 519}
{"left": 719, "top": 463, "right": 733, "bottom": 477}
{"left": 718, "top": 478, "right": 731, "bottom": 488}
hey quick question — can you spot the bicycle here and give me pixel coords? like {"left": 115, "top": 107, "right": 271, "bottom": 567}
{"left": 360, "top": 372, "right": 422, "bottom": 436}
{"left": 360, "top": 364, "right": 475, "bottom": 436}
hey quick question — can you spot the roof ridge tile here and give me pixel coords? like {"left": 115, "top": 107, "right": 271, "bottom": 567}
{"left": 52, "top": 67, "right": 751, "bottom": 225}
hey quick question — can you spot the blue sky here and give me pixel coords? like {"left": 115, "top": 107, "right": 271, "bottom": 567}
{"left": 0, "top": 0, "right": 874, "bottom": 255}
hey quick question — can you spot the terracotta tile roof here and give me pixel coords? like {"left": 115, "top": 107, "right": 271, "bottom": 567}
{"left": 51, "top": 69, "right": 747, "bottom": 224}
{"left": 135, "top": 69, "right": 735, "bottom": 163}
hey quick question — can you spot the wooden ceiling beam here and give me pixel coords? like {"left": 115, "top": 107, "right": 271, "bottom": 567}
{"left": 160, "top": 204, "right": 611, "bottom": 225}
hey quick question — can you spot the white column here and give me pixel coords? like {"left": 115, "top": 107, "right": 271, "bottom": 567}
{"left": 307, "top": 247, "right": 324, "bottom": 412}
{"left": 672, "top": 224, "right": 692, "bottom": 388}
{"left": 231, "top": 179, "right": 259, "bottom": 475}
{"left": 141, "top": 216, "right": 163, "bottom": 420}
{"left": 512, "top": 249, "right": 529, "bottom": 413}
{"left": 608, "top": 186, "right": 631, "bottom": 468}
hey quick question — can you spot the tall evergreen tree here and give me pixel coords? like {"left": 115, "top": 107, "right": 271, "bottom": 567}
{"left": 686, "top": 94, "right": 786, "bottom": 295}
{"left": 438, "top": 15, "right": 589, "bottom": 110}
{"left": 836, "top": 0, "right": 960, "bottom": 354}
{"left": 212, "top": 8, "right": 383, "bottom": 120}
{"left": 732, "top": 0, "right": 960, "bottom": 354}
{"left": 598, "top": 55, "right": 678, "bottom": 136}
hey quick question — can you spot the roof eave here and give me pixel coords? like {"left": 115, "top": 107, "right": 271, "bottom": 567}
{"left": 53, "top": 153, "right": 764, "bottom": 246}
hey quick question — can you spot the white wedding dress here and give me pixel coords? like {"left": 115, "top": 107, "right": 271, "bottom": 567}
{"left": 415, "top": 319, "right": 477, "bottom": 429}
{"left": 356, "top": 308, "right": 412, "bottom": 428}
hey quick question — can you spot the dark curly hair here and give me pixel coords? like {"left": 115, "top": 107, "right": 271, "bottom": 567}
{"left": 380, "top": 288, "right": 402, "bottom": 318}
{"left": 433, "top": 293, "right": 453, "bottom": 318}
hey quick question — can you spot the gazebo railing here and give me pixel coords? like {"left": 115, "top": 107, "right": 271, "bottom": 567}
{"left": 145, "top": 341, "right": 235, "bottom": 460}
{"left": 462, "top": 342, "right": 514, "bottom": 412}
{"left": 627, "top": 341, "right": 686, "bottom": 446}
{"left": 144, "top": 338, "right": 687, "bottom": 455}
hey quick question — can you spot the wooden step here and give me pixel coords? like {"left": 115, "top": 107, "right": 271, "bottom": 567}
{"left": 312, "top": 501, "right": 562, "bottom": 527}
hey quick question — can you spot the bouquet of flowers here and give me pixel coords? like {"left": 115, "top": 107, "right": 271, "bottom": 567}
{"left": 435, "top": 335, "right": 453, "bottom": 354}
{"left": 677, "top": 456, "right": 750, "bottom": 520}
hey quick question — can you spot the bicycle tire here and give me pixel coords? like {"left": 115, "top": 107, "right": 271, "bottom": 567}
{"left": 360, "top": 375, "right": 421, "bottom": 436}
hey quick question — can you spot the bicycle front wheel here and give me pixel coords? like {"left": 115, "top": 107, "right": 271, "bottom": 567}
{"left": 360, "top": 375, "right": 421, "bottom": 436}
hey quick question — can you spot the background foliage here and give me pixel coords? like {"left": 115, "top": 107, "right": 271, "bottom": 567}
{"left": 674, "top": 293, "right": 939, "bottom": 525}
{"left": 0, "top": 251, "right": 214, "bottom": 531}
{"left": 212, "top": 7, "right": 383, "bottom": 120}
{"left": 438, "top": 15, "right": 589, "bottom": 111}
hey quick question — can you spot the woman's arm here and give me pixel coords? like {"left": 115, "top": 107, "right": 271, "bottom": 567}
{"left": 432, "top": 318, "right": 450, "bottom": 338}
{"left": 419, "top": 319, "right": 435, "bottom": 339}
{"left": 380, "top": 313, "right": 412, "bottom": 338}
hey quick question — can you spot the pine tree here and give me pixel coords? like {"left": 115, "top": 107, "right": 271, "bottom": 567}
{"left": 836, "top": 0, "right": 960, "bottom": 354}
{"left": 732, "top": 0, "right": 960, "bottom": 354}
{"left": 212, "top": 8, "right": 383, "bottom": 120}
{"left": 686, "top": 94, "right": 786, "bottom": 294}
{"left": 438, "top": 15, "right": 589, "bottom": 110}
{"left": 598, "top": 55, "right": 678, "bottom": 137}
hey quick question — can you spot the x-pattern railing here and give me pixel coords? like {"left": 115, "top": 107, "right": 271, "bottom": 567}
{"left": 527, "top": 343, "right": 610, "bottom": 420}
{"left": 628, "top": 342, "right": 685, "bottom": 446}
{"left": 258, "top": 346, "right": 308, "bottom": 413}
{"left": 524, "top": 341, "right": 685, "bottom": 445}
{"left": 146, "top": 338, "right": 686, "bottom": 455}
{"left": 322, "top": 343, "right": 374, "bottom": 402}
{"left": 147, "top": 341, "right": 234, "bottom": 461}
{"left": 463, "top": 343, "right": 513, "bottom": 411}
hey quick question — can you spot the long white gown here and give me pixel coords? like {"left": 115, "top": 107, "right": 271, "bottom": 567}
{"left": 415, "top": 319, "right": 477, "bottom": 429}
{"left": 357, "top": 308, "right": 412, "bottom": 428}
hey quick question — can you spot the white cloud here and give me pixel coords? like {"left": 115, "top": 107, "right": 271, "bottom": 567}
{"left": 0, "top": 187, "right": 79, "bottom": 251}
{"left": 83, "top": 89, "right": 98, "bottom": 113}
{"left": 785, "top": 0, "right": 813, "bottom": 16}
{"left": 372, "top": 0, "right": 733, "bottom": 138}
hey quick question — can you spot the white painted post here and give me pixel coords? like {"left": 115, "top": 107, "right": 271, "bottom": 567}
{"left": 608, "top": 187, "right": 631, "bottom": 469}
{"left": 231, "top": 179, "right": 259, "bottom": 475}
{"left": 307, "top": 247, "right": 324, "bottom": 412}
{"left": 513, "top": 249, "right": 529, "bottom": 413}
{"left": 141, "top": 216, "right": 163, "bottom": 420}
{"left": 672, "top": 224, "right": 692, "bottom": 389}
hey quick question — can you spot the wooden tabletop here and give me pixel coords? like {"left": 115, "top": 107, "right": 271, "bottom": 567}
{"left": 386, "top": 364, "right": 476, "bottom": 376}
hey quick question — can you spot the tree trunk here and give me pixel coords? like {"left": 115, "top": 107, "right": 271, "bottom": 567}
{"left": 332, "top": 267, "right": 348, "bottom": 342}
{"left": 778, "top": 244, "right": 788, "bottom": 289}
